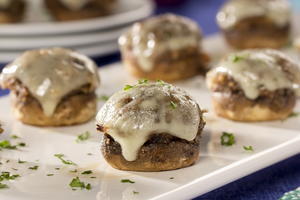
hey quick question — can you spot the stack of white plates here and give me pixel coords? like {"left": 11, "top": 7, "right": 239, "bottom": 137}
{"left": 0, "top": 0, "right": 154, "bottom": 63}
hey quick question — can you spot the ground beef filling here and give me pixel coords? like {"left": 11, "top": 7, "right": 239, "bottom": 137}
{"left": 3, "top": 78, "right": 95, "bottom": 115}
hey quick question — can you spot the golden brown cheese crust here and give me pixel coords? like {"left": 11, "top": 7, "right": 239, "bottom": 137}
{"left": 45, "top": 0, "right": 116, "bottom": 21}
{"left": 222, "top": 16, "right": 290, "bottom": 49}
{"left": 4, "top": 78, "right": 97, "bottom": 126}
{"left": 0, "top": 0, "right": 25, "bottom": 23}
{"left": 98, "top": 110, "right": 205, "bottom": 172}
{"left": 122, "top": 46, "right": 210, "bottom": 82}
{"left": 209, "top": 73, "right": 296, "bottom": 121}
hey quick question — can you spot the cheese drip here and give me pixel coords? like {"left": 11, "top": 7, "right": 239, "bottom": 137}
{"left": 0, "top": 0, "right": 10, "bottom": 8}
{"left": 217, "top": 0, "right": 291, "bottom": 30}
{"left": 207, "top": 49, "right": 300, "bottom": 99}
{"left": 0, "top": 48, "right": 100, "bottom": 116}
{"left": 96, "top": 82, "right": 201, "bottom": 161}
{"left": 59, "top": 0, "right": 91, "bottom": 11}
{"left": 119, "top": 14, "right": 202, "bottom": 72}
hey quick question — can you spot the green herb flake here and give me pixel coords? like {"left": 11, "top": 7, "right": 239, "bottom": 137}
{"left": 18, "top": 159, "right": 26, "bottom": 164}
{"left": 55, "top": 168, "right": 60, "bottom": 170}
{"left": 90, "top": 176, "right": 96, "bottom": 179}
{"left": 81, "top": 170, "right": 93, "bottom": 175}
{"left": 11, "top": 135, "right": 19, "bottom": 139}
{"left": 138, "top": 79, "right": 148, "bottom": 84}
{"left": 28, "top": 166, "right": 39, "bottom": 170}
{"left": 123, "top": 84, "right": 134, "bottom": 91}
{"left": 221, "top": 132, "right": 236, "bottom": 146}
{"left": 98, "top": 95, "right": 110, "bottom": 102}
{"left": 287, "top": 112, "right": 299, "bottom": 119}
{"left": 18, "top": 142, "right": 26, "bottom": 147}
{"left": 0, "top": 172, "right": 20, "bottom": 181}
{"left": 169, "top": 177, "right": 174, "bottom": 179}
{"left": 156, "top": 80, "right": 166, "bottom": 85}
{"left": 133, "top": 191, "right": 139, "bottom": 195}
{"left": 243, "top": 145, "right": 254, "bottom": 152}
{"left": 0, "top": 183, "right": 8, "bottom": 189}
{"left": 76, "top": 131, "right": 90, "bottom": 143}
{"left": 86, "top": 183, "right": 91, "bottom": 190}
{"left": 11, "top": 168, "right": 18, "bottom": 171}
{"left": 47, "top": 174, "right": 54, "bottom": 176}
{"left": 54, "top": 154, "right": 77, "bottom": 166}
{"left": 121, "top": 179, "right": 135, "bottom": 184}
{"left": 69, "top": 177, "right": 91, "bottom": 190}
{"left": 170, "top": 101, "right": 177, "bottom": 109}
{"left": 70, "top": 169, "right": 78, "bottom": 173}
{"left": 0, "top": 140, "right": 17, "bottom": 150}
{"left": 231, "top": 55, "right": 244, "bottom": 63}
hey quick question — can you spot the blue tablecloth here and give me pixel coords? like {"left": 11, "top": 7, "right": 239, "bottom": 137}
{"left": 0, "top": 1, "right": 299, "bottom": 199}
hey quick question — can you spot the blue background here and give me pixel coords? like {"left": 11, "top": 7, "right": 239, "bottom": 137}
{"left": 0, "top": 1, "right": 299, "bottom": 199}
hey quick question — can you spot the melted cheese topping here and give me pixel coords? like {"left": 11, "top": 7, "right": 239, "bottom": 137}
{"left": 0, "top": 0, "right": 10, "bottom": 8}
{"left": 0, "top": 48, "right": 100, "bottom": 116}
{"left": 119, "top": 14, "right": 202, "bottom": 72}
{"left": 96, "top": 82, "right": 201, "bottom": 161}
{"left": 207, "top": 49, "right": 300, "bottom": 99}
{"left": 217, "top": 0, "right": 291, "bottom": 30}
{"left": 59, "top": 0, "right": 91, "bottom": 11}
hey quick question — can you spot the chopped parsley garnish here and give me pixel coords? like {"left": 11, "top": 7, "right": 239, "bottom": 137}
{"left": 243, "top": 145, "right": 254, "bottom": 152}
{"left": 0, "top": 140, "right": 17, "bottom": 150}
{"left": 11, "top": 135, "right": 19, "bottom": 139}
{"left": 55, "top": 168, "right": 60, "bottom": 170}
{"left": 123, "top": 84, "right": 134, "bottom": 91}
{"left": 170, "top": 101, "right": 177, "bottom": 109}
{"left": 47, "top": 174, "right": 54, "bottom": 176}
{"left": 98, "top": 95, "right": 110, "bottom": 102}
{"left": 18, "top": 142, "right": 26, "bottom": 147}
{"left": 138, "top": 79, "right": 148, "bottom": 84}
{"left": 221, "top": 132, "right": 236, "bottom": 146}
{"left": 70, "top": 169, "right": 78, "bottom": 173}
{"left": 121, "top": 179, "right": 135, "bottom": 184}
{"left": 76, "top": 131, "right": 90, "bottom": 143}
{"left": 28, "top": 166, "right": 39, "bottom": 170}
{"left": 18, "top": 159, "right": 26, "bottom": 164}
{"left": 0, "top": 172, "right": 20, "bottom": 181}
{"left": 81, "top": 170, "right": 93, "bottom": 175}
{"left": 133, "top": 191, "right": 139, "bottom": 195}
{"left": 156, "top": 80, "right": 166, "bottom": 85}
{"left": 287, "top": 112, "right": 299, "bottom": 119}
{"left": 54, "top": 154, "right": 77, "bottom": 166}
{"left": 231, "top": 55, "right": 244, "bottom": 63}
{"left": 169, "top": 177, "right": 174, "bottom": 179}
{"left": 90, "top": 176, "right": 96, "bottom": 179}
{"left": 86, "top": 183, "right": 91, "bottom": 190}
{"left": 0, "top": 183, "right": 8, "bottom": 189}
{"left": 69, "top": 177, "right": 91, "bottom": 190}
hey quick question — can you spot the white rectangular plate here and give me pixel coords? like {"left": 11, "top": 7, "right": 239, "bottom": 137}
{"left": 0, "top": 35, "right": 300, "bottom": 200}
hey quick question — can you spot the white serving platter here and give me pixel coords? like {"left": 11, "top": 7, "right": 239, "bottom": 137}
{"left": 0, "top": 41, "right": 119, "bottom": 64}
{"left": 0, "top": 0, "right": 153, "bottom": 36}
{"left": 0, "top": 61, "right": 299, "bottom": 200}
{"left": 0, "top": 26, "right": 127, "bottom": 50}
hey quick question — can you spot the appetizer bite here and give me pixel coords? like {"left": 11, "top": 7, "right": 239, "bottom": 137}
{"left": 206, "top": 49, "right": 300, "bottom": 122}
{"left": 217, "top": 0, "right": 291, "bottom": 49}
{"left": 119, "top": 14, "right": 210, "bottom": 82}
{"left": 45, "top": 0, "right": 116, "bottom": 21}
{"left": 0, "top": 0, "right": 26, "bottom": 23}
{"left": 96, "top": 81, "right": 205, "bottom": 171}
{"left": 0, "top": 48, "right": 100, "bottom": 126}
